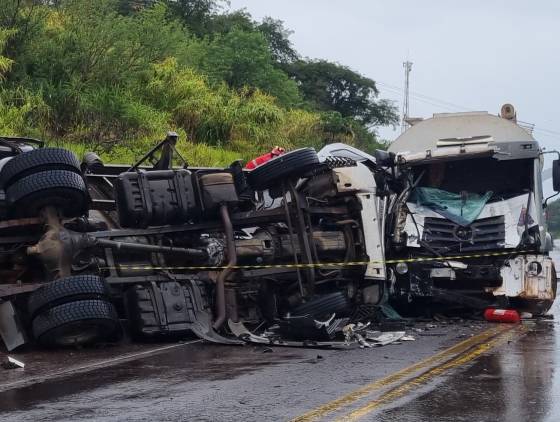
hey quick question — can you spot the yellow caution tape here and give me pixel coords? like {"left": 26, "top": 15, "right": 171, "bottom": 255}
{"left": 101, "top": 250, "right": 524, "bottom": 271}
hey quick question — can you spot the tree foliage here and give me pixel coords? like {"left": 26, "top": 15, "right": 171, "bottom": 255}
{"left": 0, "top": 0, "right": 397, "bottom": 163}
{"left": 164, "top": 0, "right": 227, "bottom": 36}
{"left": 288, "top": 60, "right": 398, "bottom": 127}
{"left": 0, "top": 28, "right": 15, "bottom": 78}
{"left": 257, "top": 17, "right": 298, "bottom": 65}
{"left": 188, "top": 27, "right": 301, "bottom": 107}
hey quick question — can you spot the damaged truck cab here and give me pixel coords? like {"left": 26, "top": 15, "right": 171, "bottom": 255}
{"left": 384, "top": 105, "right": 558, "bottom": 313}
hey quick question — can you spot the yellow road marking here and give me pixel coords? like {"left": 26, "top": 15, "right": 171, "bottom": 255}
{"left": 291, "top": 325, "right": 516, "bottom": 422}
{"left": 337, "top": 325, "right": 526, "bottom": 421}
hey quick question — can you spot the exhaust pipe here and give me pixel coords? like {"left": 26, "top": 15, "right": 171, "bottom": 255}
{"left": 213, "top": 204, "right": 237, "bottom": 330}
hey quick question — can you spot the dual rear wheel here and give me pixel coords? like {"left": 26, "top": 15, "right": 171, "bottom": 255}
{"left": 0, "top": 147, "right": 89, "bottom": 218}
{"left": 28, "top": 275, "right": 121, "bottom": 347}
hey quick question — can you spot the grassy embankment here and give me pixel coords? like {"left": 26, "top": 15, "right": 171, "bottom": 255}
{"left": 0, "top": 1, "right": 395, "bottom": 168}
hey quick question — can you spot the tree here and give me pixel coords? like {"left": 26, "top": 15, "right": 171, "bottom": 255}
{"left": 288, "top": 60, "right": 398, "bottom": 127}
{"left": 164, "top": 0, "right": 227, "bottom": 36}
{"left": 257, "top": 17, "right": 298, "bottom": 65}
{"left": 0, "top": 0, "right": 46, "bottom": 68}
{"left": 193, "top": 27, "right": 301, "bottom": 106}
{"left": 203, "top": 10, "right": 253, "bottom": 35}
{"left": 117, "top": 0, "right": 156, "bottom": 15}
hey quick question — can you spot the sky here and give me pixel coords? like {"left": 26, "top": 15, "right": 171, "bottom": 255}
{"left": 227, "top": 0, "right": 560, "bottom": 191}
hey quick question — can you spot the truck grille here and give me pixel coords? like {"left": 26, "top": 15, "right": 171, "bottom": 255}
{"left": 422, "top": 216, "right": 505, "bottom": 252}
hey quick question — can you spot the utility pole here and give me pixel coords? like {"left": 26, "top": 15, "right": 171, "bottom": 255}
{"left": 401, "top": 60, "right": 413, "bottom": 133}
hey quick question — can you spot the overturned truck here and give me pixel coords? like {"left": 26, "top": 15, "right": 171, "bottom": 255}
{"left": 0, "top": 104, "right": 557, "bottom": 350}
{"left": 0, "top": 134, "right": 387, "bottom": 349}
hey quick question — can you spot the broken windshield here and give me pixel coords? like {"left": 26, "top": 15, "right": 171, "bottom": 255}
{"left": 412, "top": 156, "right": 533, "bottom": 202}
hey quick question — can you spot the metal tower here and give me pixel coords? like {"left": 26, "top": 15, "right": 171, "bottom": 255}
{"left": 401, "top": 61, "right": 413, "bottom": 133}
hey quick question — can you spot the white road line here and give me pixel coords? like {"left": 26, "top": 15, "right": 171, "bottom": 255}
{"left": 0, "top": 339, "right": 202, "bottom": 392}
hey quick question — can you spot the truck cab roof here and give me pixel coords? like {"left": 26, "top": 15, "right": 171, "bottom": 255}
{"left": 388, "top": 111, "right": 539, "bottom": 162}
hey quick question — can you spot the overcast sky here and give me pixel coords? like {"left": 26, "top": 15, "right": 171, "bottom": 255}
{"left": 228, "top": 0, "right": 560, "bottom": 187}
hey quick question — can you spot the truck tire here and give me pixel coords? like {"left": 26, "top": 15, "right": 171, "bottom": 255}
{"left": 0, "top": 148, "right": 81, "bottom": 189}
{"left": 32, "top": 299, "right": 121, "bottom": 347}
{"left": 28, "top": 275, "right": 110, "bottom": 319}
{"left": 247, "top": 148, "right": 319, "bottom": 191}
{"left": 7, "top": 170, "right": 88, "bottom": 218}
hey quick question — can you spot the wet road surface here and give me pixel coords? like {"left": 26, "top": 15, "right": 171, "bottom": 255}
{"left": 1, "top": 257, "right": 559, "bottom": 421}
{"left": 0, "top": 322, "right": 494, "bottom": 421}
{"left": 375, "top": 319, "right": 558, "bottom": 422}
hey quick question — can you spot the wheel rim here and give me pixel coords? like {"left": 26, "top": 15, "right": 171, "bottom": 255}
{"left": 52, "top": 322, "right": 105, "bottom": 346}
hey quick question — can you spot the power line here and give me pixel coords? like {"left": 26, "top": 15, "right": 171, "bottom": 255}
{"left": 379, "top": 84, "right": 468, "bottom": 113}
{"left": 377, "top": 80, "right": 560, "bottom": 141}
{"left": 377, "top": 81, "right": 475, "bottom": 112}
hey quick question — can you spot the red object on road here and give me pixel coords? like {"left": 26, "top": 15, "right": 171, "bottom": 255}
{"left": 245, "top": 146, "right": 286, "bottom": 170}
{"left": 483, "top": 308, "right": 521, "bottom": 323}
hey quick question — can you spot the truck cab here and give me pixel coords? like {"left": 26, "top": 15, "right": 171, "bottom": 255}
{"left": 385, "top": 107, "right": 557, "bottom": 314}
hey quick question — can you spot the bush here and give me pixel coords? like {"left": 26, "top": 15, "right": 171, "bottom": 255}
{"left": 0, "top": 88, "right": 48, "bottom": 136}
{"left": 0, "top": 0, "right": 395, "bottom": 166}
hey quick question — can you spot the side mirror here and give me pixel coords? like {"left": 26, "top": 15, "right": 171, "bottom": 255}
{"left": 553, "top": 159, "right": 560, "bottom": 192}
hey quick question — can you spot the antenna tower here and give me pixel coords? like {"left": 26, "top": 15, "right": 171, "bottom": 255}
{"left": 401, "top": 60, "right": 413, "bottom": 133}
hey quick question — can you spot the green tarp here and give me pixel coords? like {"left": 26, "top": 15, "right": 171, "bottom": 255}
{"left": 411, "top": 187, "right": 493, "bottom": 226}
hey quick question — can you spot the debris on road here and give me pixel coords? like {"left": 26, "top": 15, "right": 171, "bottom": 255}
{"left": 483, "top": 308, "right": 521, "bottom": 323}
{"left": 343, "top": 323, "right": 372, "bottom": 348}
{"left": 1, "top": 356, "right": 25, "bottom": 370}
{"left": 365, "top": 330, "right": 406, "bottom": 346}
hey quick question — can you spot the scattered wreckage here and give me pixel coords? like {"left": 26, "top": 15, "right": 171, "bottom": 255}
{"left": 0, "top": 104, "right": 558, "bottom": 351}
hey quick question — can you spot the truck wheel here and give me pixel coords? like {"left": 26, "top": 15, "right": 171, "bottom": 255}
{"left": 28, "top": 275, "right": 110, "bottom": 319}
{"left": 247, "top": 148, "right": 319, "bottom": 191}
{"left": 0, "top": 148, "right": 81, "bottom": 189}
{"left": 7, "top": 170, "right": 88, "bottom": 218}
{"left": 32, "top": 299, "right": 121, "bottom": 347}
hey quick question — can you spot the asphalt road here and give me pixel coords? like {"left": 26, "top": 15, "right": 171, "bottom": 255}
{"left": 0, "top": 256, "right": 558, "bottom": 421}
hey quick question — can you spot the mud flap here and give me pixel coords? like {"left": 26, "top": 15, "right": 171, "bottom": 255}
{"left": 0, "top": 300, "right": 27, "bottom": 351}
{"left": 184, "top": 280, "right": 242, "bottom": 345}
{"left": 190, "top": 310, "right": 243, "bottom": 345}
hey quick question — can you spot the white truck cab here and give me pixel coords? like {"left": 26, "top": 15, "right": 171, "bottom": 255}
{"left": 384, "top": 106, "right": 557, "bottom": 313}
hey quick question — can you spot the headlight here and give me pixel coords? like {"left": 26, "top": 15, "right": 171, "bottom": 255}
{"left": 395, "top": 262, "right": 409, "bottom": 275}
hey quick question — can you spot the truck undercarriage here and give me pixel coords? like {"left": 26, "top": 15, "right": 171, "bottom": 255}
{"left": 0, "top": 135, "right": 389, "bottom": 349}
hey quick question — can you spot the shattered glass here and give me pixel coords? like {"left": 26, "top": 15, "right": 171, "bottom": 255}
{"left": 411, "top": 187, "right": 493, "bottom": 226}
